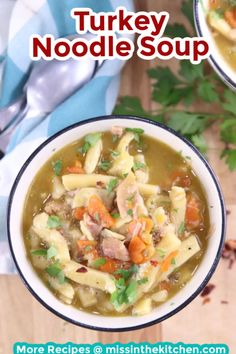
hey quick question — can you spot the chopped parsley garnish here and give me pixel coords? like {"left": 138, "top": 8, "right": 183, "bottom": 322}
{"left": 78, "top": 142, "right": 90, "bottom": 154}
{"left": 171, "top": 258, "right": 176, "bottom": 265}
{"left": 111, "top": 213, "right": 120, "bottom": 219}
{"left": 127, "top": 194, "right": 135, "bottom": 202}
{"left": 173, "top": 208, "right": 178, "bottom": 213}
{"left": 47, "top": 246, "right": 57, "bottom": 260}
{"left": 99, "top": 160, "right": 111, "bottom": 171}
{"left": 127, "top": 209, "right": 133, "bottom": 216}
{"left": 57, "top": 270, "right": 66, "bottom": 284}
{"left": 111, "top": 265, "right": 147, "bottom": 308}
{"left": 52, "top": 160, "right": 62, "bottom": 176}
{"left": 125, "top": 128, "right": 144, "bottom": 143}
{"left": 137, "top": 277, "right": 149, "bottom": 285}
{"left": 157, "top": 248, "right": 166, "bottom": 258}
{"left": 91, "top": 258, "right": 106, "bottom": 268}
{"left": 94, "top": 212, "right": 100, "bottom": 222}
{"left": 178, "top": 221, "right": 185, "bottom": 235}
{"left": 109, "top": 149, "right": 120, "bottom": 158}
{"left": 78, "top": 133, "right": 101, "bottom": 155}
{"left": 85, "top": 133, "right": 101, "bottom": 146}
{"left": 45, "top": 262, "right": 66, "bottom": 284}
{"left": 107, "top": 178, "right": 119, "bottom": 194}
{"left": 31, "top": 249, "right": 47, "bottom": 256}
{"left": 31, "top": 247, "right": 57, "bottom": 260}
{"left": 125, "top": 280, "right": 138, "bottom": 303}
{"left": 114, "top": 264, "right": 138, "bottom": 280}
{"left": 111, "top": 279, "right": 138, "bottom": 309}
{"left": 47, "top": 215, "right": 62, "bottom": 229}
{"left": 132, "top": 161, "right": 146, "bottom": 172}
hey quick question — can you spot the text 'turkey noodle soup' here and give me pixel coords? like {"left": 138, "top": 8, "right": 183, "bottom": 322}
{"left": 23, "top": 126, "right": 209, "bottom": 316}
{"left": 208, "top": 0, "right": 236, "bottom": 70}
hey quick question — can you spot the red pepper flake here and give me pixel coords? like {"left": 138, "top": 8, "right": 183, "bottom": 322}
{"left": 226, "top": 210, "right": 231, "bottom": 216}
{"left": 76, "top": 267, "right": 88, "bottom": 273}
{"left": 150, "top": 260, "right": 159, "bottom": 267}
{"left": 221, "top": 300, "right": 229, "bottom": 304}
{"left": 201, "top": 283, "right": 216, "bottom": 297}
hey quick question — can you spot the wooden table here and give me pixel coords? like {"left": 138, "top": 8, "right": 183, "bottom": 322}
{"left": 1, "top": 1, "right": 235, "bottom": 352}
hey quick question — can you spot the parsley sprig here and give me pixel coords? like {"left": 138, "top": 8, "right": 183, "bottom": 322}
{"left": 114, "top": 0, "right": 236, "bottom": 171}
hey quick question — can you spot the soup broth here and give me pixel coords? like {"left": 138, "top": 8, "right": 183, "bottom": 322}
{"left": 23, "top": 127, "right": 209, "bottom": 316}
{"left": 208, "top": 0, "right": 236, "bottom": 71}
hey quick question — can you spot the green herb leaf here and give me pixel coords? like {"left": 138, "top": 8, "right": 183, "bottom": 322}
{"left": 221, "top": 149, "right": 236, "bottom": 171}
{"left": 157, "top": 248, "right": 166, "bottom": 258}
{"left": 107, "top": 178, "right": 119, "bottom": 194}
{"left": 52, "top": 160, "right": 62, "bottom": 176}
{"left": 223, "top": 89, "right": 236, "bottom": 115}
{"left": 47, "top": 215, "right": 62, "bottom": 229}
{"left": 94, "top": 212, "right": 100, "bottom": 223}
{"left": 113, "top": 97, "right": 150, "bottom": 118}
{"left": 114, "top": 264, "right": 138, "bottom": 280}
{"left": 31, "top": 249, "right": 47, "bottom": 256}
{"left": 137, "top": 277, "right": 149, "bottom": 285}
{"left": 197, "top": 81, "right": 219, "bottom": 103}
{"left": 125, "top": 128, "right": 144, "bottom": 143}
{"left": 47, "top": 246, "right": 57, "bottom": 260}
{"left": 191, "top": 134, "right": 208, "bottom": 155}
{"left": 165, "top": 23, "right": 190, "bottom": 38}
{"left": 99, "top": 160, "right": 111, "bottom": 171}
{"left": 132, "top": 161, "right": 146, "bottom": 172}
{"left": 178, "top": 221, "right": 185, "bottom": 235}
{"left": 45, "top": 263, "right": 62, "bottom": 277}
{"left": 109, "top": 149, "right": 120, "bottom": 158}
{"left": 168, "top": 112, "right": 207, "bottom": 135}
{"left": 171, "top": 258, "right": 176, "bottom": 265}
{"left": 111, "top": 213, "right": 120, "bottom": 219}
{"left": 85, "top": 133, "right": 102, "bottom": 147}
{"left": 125, "top": 280, "right": 138, "bottom": 303}
{"left": 220, "top": 119, "right": 236, "bottom": 144}
{"left": 127, "top": 209, "right": 133, "bottom": 217}
{"left": 57, "top": 270, "right": 66, "bottom": 284}
{"left": 78, "top": 142, "right": 90, "bottom": 155}
{"left": 181, "top": 0, "right": 195, "bottom": 28}
{"left": 91, "top": 258, "right": 106, "bottom": 268}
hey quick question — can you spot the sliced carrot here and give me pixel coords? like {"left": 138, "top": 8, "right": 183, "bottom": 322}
{"left": 139, "top": 217, "right": 153, "bottom": 235}
{"left": 225, "top": 8, "right": 236, "bottom": 28}
{"left": 160, "top": 251, "right": 179, "bottom": 273}
{"left": 170, "top": 169, "right": 191, "bottom": 188}
{"left": 74, "top": 207, "right": 86, "bottom": 220}
{"left": 77, "top": 240, "right": 95, "bottom": 249}
{"left": 186, "top": 193, "right": 202, "bottom": 229}
{"left": 128, "top": 217, "right": 153, "bottom": 237}
{"left": 99, "top": 258, "right": 119, "bottom": 274}
{"left": 67, "top": 166, "right": 84, "bottom": 174}
{"left": 67, "top": 160, "right": 84, "bottom": 174}
{"left": 128, "top": 236, "right": 147, "bottom": 264}
{"left": 88, "top": 194, "right": 114, "bottom": 228}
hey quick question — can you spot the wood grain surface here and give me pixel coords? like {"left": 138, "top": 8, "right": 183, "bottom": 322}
{"left": 0, "top": 1, "right": 235, "bottom": 353}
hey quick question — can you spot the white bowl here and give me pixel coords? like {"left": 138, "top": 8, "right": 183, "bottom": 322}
{"left": 7, "top": 116, "right": 226, "bottom": 331}
{"left": 194, "top": 0, "right": 236, "bottom": 90}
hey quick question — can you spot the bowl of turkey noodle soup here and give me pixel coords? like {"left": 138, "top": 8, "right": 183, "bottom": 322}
{"left": 195, "top": 0, "right": 236, "bottom": 90}
{"left": 7, "top": 116, "right": 225, "bottom": 331}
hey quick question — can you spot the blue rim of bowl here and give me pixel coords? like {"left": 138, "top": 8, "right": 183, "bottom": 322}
{"left": 194, "top": 0, "right": 236, "bottom": 91}
{"left": 7, "top": 115, "right": 226, "bottom": 332}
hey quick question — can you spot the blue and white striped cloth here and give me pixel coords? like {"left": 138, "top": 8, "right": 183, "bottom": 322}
{"left": 0, "top": 0, "right": 134, "bottom": 274}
